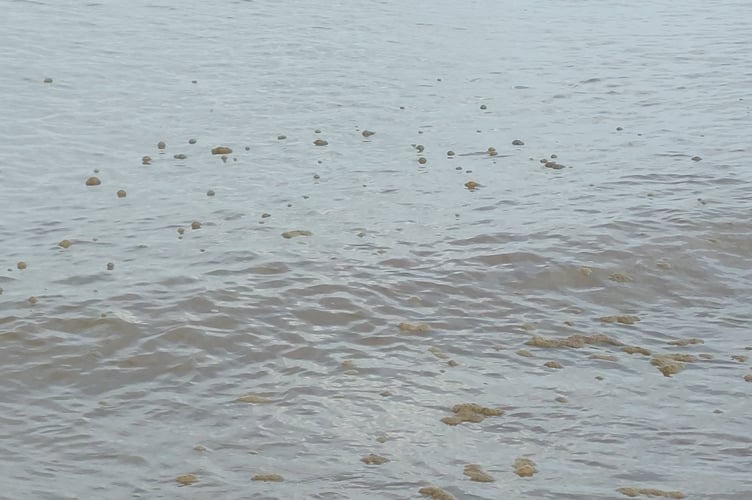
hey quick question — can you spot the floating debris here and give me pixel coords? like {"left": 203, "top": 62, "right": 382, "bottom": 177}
{"left": 579, "top": 266, "right": 593, "bottom": 276}
{"left": 544, "top": 361, "right": 563, "bottom": 369}
{"left": 463, "top": 464, "right": 494, "bottom": 482}
{"left": 141, "top": 155, "right": 152, "bottom": 165}
{"left": 191, "top": 221, "right": 201, "bottom": 230}
{"left": 651, "top": 354, "right": 696, "bottom": 377}
{"left": 480, "top": 104, "right": 487, "bottom": 110}
{"left": 177, "top": 227, "right": 185, "bottom": 235}
{"left": 464, "top": 181, "right": 480, "bottom": 190}
{"left": 616, "top": 487, "right": 685, "bottom": 498}
{"left": 58, "top": 239, "right": 72, "bottom": 249}
{"left": 416, "top": 144, "right": 425, "bottom": 153}
{"left": 555, "top": 396, "right": 569, "bottom": 403}
{"left": 206, "top": 190, "right": 215, "bottom": 197}
{"left": 313, "top": 139, "right": 328, "bottom": 146}
{"left": 514, "top": 457, "right": 538, "bottom": 477}
{"left": 418, "top": 157, "right": 427, "bottom": 164}
{"left": 667, "top": 338, "right": 703, "bottom": 346}
{"left": 487, "top": 147, "right": 497, "bottom": 156}
{"left": 691, "top": 156, "right": 702, "bottom": 162}
{"left": 398, "top": 322, "right": 431, "bottom": 333}
{"left": 173, "top": 153, "right": 187, "bottom": 160}
{"left": 157, "top": 141, "right": 166, "bottom": 150}
{"left": 188, "top": 138, "right": 197, "bottom": 144}
{"left": 281, "top": 230, "right": 312, "bottom": 239}
{"left": 441, "top": 403, "right": 503, "bottom": 426}
{"left": 86, "top": 176, "right": 101, "bottom": 186}
{"left": 252, "top": 474, "right": 284, "bottom": 482}
{"left": 376, "top": 435, "right": 389, "bottom": 443}
{"left": 419, "top": 486, "right": 455, "bottom": 500}
{"left": 211, "top": 146, "right": 232, "bottom": 155}
{"left": 512, "top": 139, "right": 525, "bottom": 146}
{"left": 17, "top": 261, "right": 27, "bottom": 270}
{"left": 429, "top": 346, "right": 450, "bottom": 360}
{"left": 175, "top": 474, "right": 198, "bottom": 485}
{"left": 590, "top": 354, "right": 618, "bottom": 362}
{"left": 623, "top": 346, "right": 651, "bottom": 356}
{"left": 544, "top": 161, "right": 565, "bottom": 169}
{"left": 516, "top": 349, "right": 533, "bottom": 357}
{"left": 609, "top": 272, "right": 633, "bottom": 283}
{"left": 447, "top": 150, "right": 455, "bottom": 156}
{"left": 43, "top": 77, "right": 53, "bottom": 83}
{"left": 362, "top": 130, "right": 375, "bottom": 137}
{"left": 106, "top": 262, "right": 114, "bottom": 271}
{"left": 236, "top": 394, "right": 270, "bottom": 403}
{"left": 527, "top": 333, "right": 622, "bottom": 349}
{"left": 28, "top": 296, "right": 38, "bottom": 305}
{"left": 744, "top": 374, "right": 752, "bottom": 382}
{"left": 277, "top": 135, "right": 286, "bottom": 140}
{"left": 361, "top": 454, "right": 388, "bottom": 465}
{"left": 599, "top": 315, "right": 639, "bottom": 325}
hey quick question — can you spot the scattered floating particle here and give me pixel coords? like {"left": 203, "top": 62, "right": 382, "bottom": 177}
{"left": 236, "top": 394, "right": 270, "bottom": 403}
{"left": 206, "top": 190, "right": 215, "bottom": 197}
{"left": 376, "top": 435, "right": 389, "bottom": 443}
{"left": 464, "top": 181, "right": 480, "bottom": 190}
{"left": 493, "top": 344, "right": 505, "bottom": 351}
{"left": 175, "top": 474, "right": 198, "bottom": 485}
{"left": 656, "top": 261, "right": 672, "bottom": 269}
{"left": 516, "top": 349, "right": 533, "bottom": 357}
{"left": 447, "top": 359, "right": 459, "bottom": 367}
{"left": 527, "top": 333, "right": 622, "bottom": 349}
{"left": 691, "top": 156, "right": 702, "bottom": 162}
{"left": 415, "top": 144, "right": 425, "bottom": 153}
{"left": 555, "top": 396, "right": 568, "bottom": 403}
{"left": 211, "top": 146, "right": 232, "bottom": 155}
{"left": 595, "top": 375, "right": 604, "bottom": 380}
{"left": 609, "top": 272, "right": 633, "bottom": 283}
{"left": 616, "top": 487, "right": 685, "bottom": 499}
{"left": 28, "top": 296, "right": 38, "bottom": 305}
{"left": 512, "top": 139, "right": 525, "bottom": 146}
{"left": 86, "top": 176, "right": 101, "bottom": 186}
{"left": 117, "top": 189, "right": 126, "bottom": 198}
{"left": 480, "top": 104, "right": 487, "bottom": 110}
{"left": 313, "top": 174, "right": 320, "bottom": 180}
{"left": 43, "top": 77, "right": 53, "bottom": 83}
{"left": 731, "top": 355, "right": 748, "bottom": 362}
{"left": 173, "top": 153, "right": 187, "bottom": 159}
{"left": 281, "top": 230, "right": 312, "bottom": 239}
{"left": 380, "top": 391, "right": 391, "bottom": 397}
{"left": 651, "top": 356, "right": 686, "bottom": 377}
{"left": 142, "top": 156, "right": 152, "bottom": 165}
{"left": 419, "top": 486, "right": 455, "bottom": 500}
{"left": 579, "top": 267, "right": 593, "bottom": 276}
{"left": 398, "top": 322, "right": 431, "bottom": 333}
{"left": 252, "top": 474, "right": 283, "bottom": 482}
{"left": 188, "top": 138, "right": 197, "bottom": 144}
{"left": 314, "top": 129, "right": 321, "bottom": 134}
{"left": 544, "top": 161, "right": 565, "bottom": 169}
{"left": 191, "top": 221, "right": 201, "bottom": 230}
{"left": 463, "top": 464, "right": 494, "bottom": 482}
{"left": 313, "top": 139, "right": 328, "bottom": 146}
{"left": 17, "top": 261, "right": 27, "bottom": 270}
{"left": 193, "top": 444, "right": 208, "bottom": 452}
{"left": 106, "top": 262, "right": 114, "bottom": 271}
{"left": 590, "top": 354, "right": 618, "bottom": 362}
{"left": 667, "top": 338, "right": 703, "bottom": 346}
{"left": 59, "top": 239, "right": 72, "bottom": 249}
{"left": 177, "top": 227, "right": 185, "bottom": 235}
{"left": 622, "top": 346, "right": 651, "bottom": 356}
{"left": 441, "top": 403, "right": 503, "bottom": 426}
{"left": 157, "top": 141, "right": 166, "bottom": 150}
{"left": 599, "top": 315, "right": 639, "bottom": 325}
{"left": 361, "top": 454, "right": 388, "bottom": 465}
{"left": 487, "top": 147, "right": 497, "bottom": 156}
{"left": 362, "top": 130, "right": 375, "bottom": 137}
{"left": 544, "top": 361, "right": 563, "bottom": 369}
{"left": 698, "top": 353, "right": 713, "bottom": 360}
{"left": 550, "top": 154, "right": 558, "bottom": 159}
{"left": 341, "top": 360, "right": 357, "bottom": 371}
{"left": 277, "top": 135, "right": 286, "bottom": 140}
{"left": 418, "top": 157, "right": 427, "bottom": 164}
{"left": 744, "top": 374, "right": 752, "bottom": 382}
{"left": 447, "top": 150, "right": 455, "bottom": 156}
{"left": 513, "top": 458, "right": 538, "bottom": 477}
{"left": 261, "top": 213, "right": 271, "bottom": 218}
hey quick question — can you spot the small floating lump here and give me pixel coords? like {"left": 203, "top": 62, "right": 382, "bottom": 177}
{"left": 419, "top": 486, "right": 455, "bottom": 500}
{"left": 514, "top": 458, "right": 538, "bottom": 477}
{"left": 211, "top": 146, "right": 232, "bottom": 155}
{"left": 361, "top": 454, "right": 389, "bottom": 465}
{"left": 398, "top": 322, "right": 430, "bottom": 333}
{"left": 282, "top": 230, "right": 312, "bottom": 239}
{"left": 175, "top": 474, "right": 198, "bottom": 485}
{"left": 252, "top": 473, "right": 284, "bottom": 482}
{"left": 85, "top": 176, "right": 101, "bottom": 186}
{"left": 600, "top": 315, "right": 639, "bottom": 325}
{"left": 527, "top": 334, "right": 622, "bottom": 349}
{"left": 463, "top": 464, "right": 494, "bottom": 482}
{"left": 616, "top": 487, "right": 685, "bottom": 499}
{"left": 651, "top": 354, "right": 696, "bottom": 377}
{"left": 441, "top": 403, "right": 504, "bottom": 426}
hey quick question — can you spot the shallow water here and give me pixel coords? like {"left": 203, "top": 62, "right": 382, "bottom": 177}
{"left": 1, "top": 1, "right": 751, "bottom": 499}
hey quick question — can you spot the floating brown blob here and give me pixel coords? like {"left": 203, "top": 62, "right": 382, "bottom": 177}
{"left": 731, "top": 355, "right": 748, "bottom": 362}
{"left": 59, "top": 239, "right": 72, "bottom": 249}
{"left": 17, "top": 261, "right": 27, "bottom": 270}
{"left": 691, "top": 156, "right": 702, "bottom": 162}
{"left": 623, "top": 346, "right": 651, "bottom": 356}
{"left": 380, "top": 390, "right": 391, "bottom": 397}
{"left": 441, "top": 403, "right": 504, "bottom": 426}
{"left": 527, "top": 333, "right": 622, "bottom": 349}
{"left": 361, "top": 454, "right": 388, "bottom": 465}
{"left": 376, "top": 435, "right": 389, "bottom": 443}
{"left": 555, "top": 396, "right": 568, "bottom": 403}
{"left": 512, "top": 139, "right": 525, "bottom": 146}
{"left": 480, "top": 104, "right": 487, "bottom": 110}
{"left": 191, "top": 221, "right": 201, "bottom": 230}
{"left": 313, "top": 139, "right": 328, "bottom": 146}
{"left": 106, "top": 262, "right": 114, "bottom": 271}
{"left": 514, "top": 457, "right": 538, "bottom": 477}
{"left": 117, "top": 189, "right": 126, "bottom": 198}
{"left": 487, "top": 147, "right": 497, "bottom": 156}
{"left": 579, "top": 266, "right": 593, "bottom": 276}
{"left": 550, "top": 154, "right": 558, "bottom": 159}
{"left": 698, "top": 353, "right": 713, "bottom": 359}
{"left": 142, "top": 156, "right": 152, "bottom": 165}
{"left": 175, "top": 474, "right": 198, "bottom": 485}
{"left": 416, "top": 144, "right": 425, "bottom": 153}
{"left": 43, "top": 77, "right": 53, "bottom": 83}
{"left": 173, "top": 153, "right": 187, "bottom": 159}
{"left": 28, "top": 296, "right": 38, "bottom": 305}
{"left": 544, "top": 361, "right": 563, "bottom": 369}
{"left": 418, "top": 157, "right": 427, "bottom": 164}
{"left": 599, "top": 315, "right": 639, "bottom": 325}
{"left": 177, "top": 227, "right": 185, "bottom": 235}
{"left": 206, "top": 190, "right": 215, "bottom": 197}
{"left": 464, "top": 181, "right": 480, "bottom": 190}
{"left": 157, "top": 141, "right": 166, "bottom": 150}
{"left": 667, "top": 338, "right": 703, "bottom": 346}
{"left": 362, "top": 130, "right": 375, "bottom": 137}
{"left": 252, "top": 474, "right": 283, "bottom": 482}
{"left": 516, "top": 349, "right": 533, "bottom": 357}
{"left": 261, "top": 213, "right": 270, "bottom": 218}
{"left": 609, "top": 272, "right": 633, "bottom": 282}
{"left": 447, "top": 150, "right": 455, "bottom": 156}
{"left": 398, "top": 322, "right": 431, "bottom": 333}
{"left": 590, "top": 354, "right": 618, "bottom": 362}
{"left": 281, "top": 230, "right": 312, "bottom": 239}
{"left": 211, "top": 146, "right": 232, "bottom": 155}
{"left": 447, "top": 359, "right": 459, "bottom": 367}
{"left": 188, "top": 138, "right": 197, "bottom": 144}
{"left": 277, "top": 135, "right": 286, "bottom": 140}
{"left": 314, "top": 129, "right": 321, "bottom": 133}
{"left": 463, "top": 464, "right": 494, "bottom": 482}
{"left": 616, "top": 487, "right": 685, "bottom": 498}
{"left": 86, "top": 176, "right": 101, "bottom": 186}
{"left": 744, "top": 374, "right": 752, "bottom": 382}
{"left": 419, "top": 486, "right": 455, "bottom": 500}
{"left": 544, "top": 161, "right": 564, "bottom": 169}
{"left": 651, "top": 355, "right": 692, "bottom": 377}
{"left": 429, "top": 346, "right": 450, "bottom": 360}
{"left": 236, "top": 394, "right": 270, "bottom": 403}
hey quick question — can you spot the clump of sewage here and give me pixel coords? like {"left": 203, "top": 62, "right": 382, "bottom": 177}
{"left": 419, "top": 486, "right": 455, "bottom": 500}
{"left": 514, "top": 457, "right": 538, "bottom": 477}
{"left": 650, "top": 354, "right": 696, "bottom": 376}
{"left": 362, "top": 130, "right": 375, "bottom": 137}
{"left": 175, "top": 474, "right": 198, "bottom": 485}
{"left": 282, "top": 230, "right": 312, "bottom": 239}
{"left": 441, "top": 403, "right": 503, "bottom": 425}
{"left": 142, "top": 156, "right": 151, "bottom": 165}
{"left": 85, "top": 176, "right": 101, "bottom": 186}
{"left": 600, "top": 315, "right": 639, "bottom": 325}
{"left": 211, "top": 146, "right": 232, "bottom": 155}
{"left": 252, "top": 473, "right": 284, "bottom": 482}
{"left": 463, "top": 464, "right": 494, "bottom": 482}
{"left": 616, "top": 487, "right": 685, "bottom": 498}
{"left": 464, "top": 181, "right": 480, "bottom": 190}
{"left": 544, "top": 361, "right": 563, "bottom": 369}
{"left": 235, "top": 394, "right": 270, "bottom": 403}
{"left": 313, "top": 139, "right": 328, "bottom": 146}
{"left": 527, "top": 334, "right": 622, "bottom": 349}
{"left": 609, "top": 272, "right": 633, "bottom": 282}
{"left": 361, "top": 454, "right": 388, "bottom": 465}
{"left": 59, "top": 239, "right": 72, "bottom": 249}
{"left": 117, "top": 189, "right": 126, "bottom": 198}
{"left": 398, "top": 322, "right": 431, "bottom": 333}
{"left": 667, "top": 338, "right": 703, "bottom": 346}
{"left": 17, "top": 261, "right": 27, "bottom": 270}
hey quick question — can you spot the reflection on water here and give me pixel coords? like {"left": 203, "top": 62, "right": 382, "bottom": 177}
{"left": 1, "top": 0, "right": 751, "bottom": 498}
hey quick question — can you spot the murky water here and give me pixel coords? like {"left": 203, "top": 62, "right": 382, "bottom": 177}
{"left": 1, "top": 1, "right": 751, "bottom": 498}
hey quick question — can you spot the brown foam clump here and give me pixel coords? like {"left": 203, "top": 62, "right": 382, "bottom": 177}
{"left": 544, "top": 161, "right": 564, "bottom": 169}
{"left": 398, "top": 322, "right": 431, "bottom": 333}
{"left": 513, "top": 457, "right": 538, "bottom": 477}
{"left": 516, "top": 349, "right": 533, "bottom": 357}
{"left": 418, "top": 157, "right": 427, "bottom": 164}
{"left": 463, "top": 464, "right": 494, "bottom": 482}
{"left": 157, "top": 141, "right": 166, "bottom": 149}
{"left": 282, "top": 230, "right": 312, "bottom": 239}
{"left": 236, "top": 394, "right": 270, "bottom": 403}
{"left": 609, "top": 272, "right": 633, "bottom": 282}
{"left": 362, "top": 130, "right": 375, "bottom": 137}
{"left": 623, "top": 346, "right": 651, "bottom": 356}
{"left": 211, "top": 146, "right": 232, "bottom": 155}
{"left": 142, "top": 156, "right": 152, "bottom": 165}
{"left": 527, "top": 333, "right": 622, "bottom": 349}
{"left": 117, "top": 189, "right": 127, "bottom": 198}
{"left": 175, "top": 474, "right": 198, "bottom": 485}
{"left": 731, "top": 355, "right": 748, "bottom": 362}
{"left": 599, "top": 315, "right": 639, "bottom": 325}
{"left": 59, "top": 239, "right": 72, "bottom": 249}
{"left": 579, "top": 266, "right": 593, "bottom": 276}
{"left": 651, "top": 354, "right": 696, "bottom": 377}
{"left": 667, "top": 338, "right": 703, "bottom": 346}
{"left": 191, "top": 221, "right": 201, "bottom": 230}
{"left": 441, "top": 403, "right": 503, "bottom": 426}
{"left": 590, "top": 354, "right": 618, "bottom": 362}
{"left": 698, "top": 353, "right": 713, "bottom": 360}
{"left": 616, "top": 487, "right": 685, "bottom": 498}
{"left": 313, "top": 139, "right": 328, "bottom": 146}
{"left": 555, "top": 396, "right": 568, "bottom": 403}
{"left": 174, "top": 153, "right": 187, "bottom": 159}
{"left": 17, "top": 261, "right": 27, "bottom": 270}
{"left": 252, "top": 473, "right": 284, "bottom": 482}
{"left": 419, "top": 486, "right": 455, "bottom": 500}
{"left": 464, "top": 181, "right": 480, "bottom": 190}
{"left": 106, "top": 262, "right": 114, "bottom": 271}
{"left": 744, "top": 374, "right": 752, "bottom": 382}
{"left": 361, "top": 454, "right": 388, "bottom": 465}
{"left": 376, "top": 435, "right": 389, "bottom": 443}
{"left": 189, "top": 138, "right": 197, "bottom": 144}
{"left": 544, "top": 361, "right": 563, "bottom": 369}
{"left": 429, "top": 347, "right": 450, "bottom": 359}
{"left": 86, "top": 176, "right": 101, "bottom": 186}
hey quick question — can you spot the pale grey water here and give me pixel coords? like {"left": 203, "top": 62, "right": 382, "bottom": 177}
{"left": 1, "top": 0, "right": 751, "bottom": 499}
